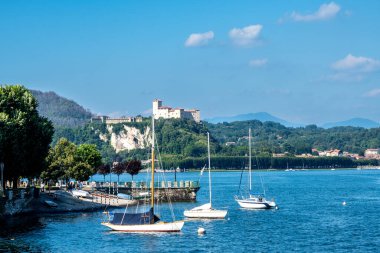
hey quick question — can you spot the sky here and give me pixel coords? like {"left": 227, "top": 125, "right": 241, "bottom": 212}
{"left": 0, "top": 0, "right": 380, "bottom": 124}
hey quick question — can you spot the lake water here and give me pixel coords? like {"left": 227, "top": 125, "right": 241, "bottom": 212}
{"left": 1, "top": 169, "right": 380, "bottom": 252}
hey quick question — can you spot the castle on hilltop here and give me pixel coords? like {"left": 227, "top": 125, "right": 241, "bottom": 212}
{"left": 153, "top": 99, "right": 200, "bottom": 123}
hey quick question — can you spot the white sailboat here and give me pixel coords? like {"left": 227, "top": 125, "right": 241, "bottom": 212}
{"left": 235, "top": 128, "right": 277, "bottom": 209}
{"left": 101, "top": 118, "right": 185, "bottom": 232}
{"left": 184, "top": 132, "right": 227, "bottom": 219}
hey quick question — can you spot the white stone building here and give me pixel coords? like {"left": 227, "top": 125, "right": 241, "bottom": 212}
{"left": 91, "top": 116, "right": 143, "bottom": 124}
{"left": 152, "top": 99, "right": 201, "bottom": 122}
{"left": 364, "top": 148, "right": 380, "bottom": 158}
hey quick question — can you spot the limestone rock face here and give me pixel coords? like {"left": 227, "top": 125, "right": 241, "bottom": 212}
{"left": 104, "top": 125, "right": 152, "bottom": 153}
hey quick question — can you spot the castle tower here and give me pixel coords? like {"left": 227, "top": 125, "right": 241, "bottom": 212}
{"left": 152, "top": 99, "right": 162, "bottom": 116}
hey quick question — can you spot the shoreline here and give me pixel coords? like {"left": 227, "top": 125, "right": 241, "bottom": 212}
{"left": 185, "top": 167, "right": 380, "bottom": 172}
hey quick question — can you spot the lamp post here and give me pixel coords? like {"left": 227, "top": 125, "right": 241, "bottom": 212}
{"left": 1, "top": 162, "right": 4, "bottom": 194}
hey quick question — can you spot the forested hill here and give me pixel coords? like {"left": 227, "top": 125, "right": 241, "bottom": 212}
{"left": 31, "top": 90, "right": 93, "bottom": 127}
{"left": 30, "top": 90, "right": 380, "bottom": 157}
{"left": 205, "top": 121, "right": 380, "bottom": 155}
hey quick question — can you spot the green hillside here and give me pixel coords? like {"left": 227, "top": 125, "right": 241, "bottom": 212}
{"left": 206, "top": 121, "right": 380, "bottom": 155}
{"left": 30, "top": 90, "right": 380, "bottom": 168}
{"left": 30, "top": 90, "right": 93, "bottom": 127}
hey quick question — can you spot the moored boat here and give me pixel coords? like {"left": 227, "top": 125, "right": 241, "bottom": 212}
{"left": 235, "top": 128, "right": 277, "bottom": 210}
{"left": 184, "top": 133, "right": 227, "bottom": 219}
{"left": 102, "top": 117, "right": 184, "bottom": 232}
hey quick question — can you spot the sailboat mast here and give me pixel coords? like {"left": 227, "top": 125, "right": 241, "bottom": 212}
{"left": 207, "top": 132, "right": 212, "bottom": 206}
{"left": 249, "top": 128, "right": 252, "bottom": 191}
{"left": 151, "top": 117, "right": 155, "bottom": 210}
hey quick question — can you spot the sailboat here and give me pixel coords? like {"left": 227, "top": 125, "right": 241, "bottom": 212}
{"left": 101, "top": 118, "right": 185, "bottom": 232}
{"left": 235, "top": 128, "right": 277, "bottom": 209}
{"left": 184, "top": 132, "right": 227, "bottom": 219}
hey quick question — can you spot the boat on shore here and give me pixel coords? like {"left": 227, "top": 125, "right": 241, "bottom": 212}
{"left": 71, "top": 190, "right": 91, "bottom": 198}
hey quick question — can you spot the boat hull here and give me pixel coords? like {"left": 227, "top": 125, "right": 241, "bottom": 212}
{"left": 236, "top": 199, "right": 277, "bottom": 209}
{"left": 101, "top": 220, "right": 184, "bottom": 232}
{"left": 184, "top": 209, "right": 227, "bottom": 219}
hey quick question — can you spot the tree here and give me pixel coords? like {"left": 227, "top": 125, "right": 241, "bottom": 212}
{"left": 112, "top": 162, "right": 125, "bottom": 185}
{"left": 125, "top": 160, "right": 142, "bottom": 180}
{"left": 112, "top": 162, "right": 125, "bottom": 195}
{"left": 97, "top": 164, "right": 110, "bottom": 183}
{"left": 75, "top": 144, "right": 102, "bottom": 171}
{"left": 0, "top": 85, "right": 54, "bottom": 189}
{"left": 184, "top": 143, "right": 207, "bottom": 157}
{"left": 67, "top": 162, "right": 93, "bottom": 182}
{"left": 41, "top": 138, "right": 76, "bottom": 184}
{"left": 42, "top": 139, "right": 102, "bottom": 183}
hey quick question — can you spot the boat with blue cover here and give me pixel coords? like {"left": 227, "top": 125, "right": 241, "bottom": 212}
{"left": 101, "top": 117, "right": 184, "bottom": 232}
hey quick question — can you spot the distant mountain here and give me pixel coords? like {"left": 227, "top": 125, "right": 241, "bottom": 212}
{"left": 205, "top": 112, "right": 303, "bottom": 127}
{"left": 322, "top": 118, "right": 380, "bottom": 129}
{"left": 30, "top": 90, "right": 93, "bottom": 128}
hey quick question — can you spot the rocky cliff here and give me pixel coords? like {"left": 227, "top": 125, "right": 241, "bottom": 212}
{"left": 101, "top": 125, "right": 152, "bottom": 153}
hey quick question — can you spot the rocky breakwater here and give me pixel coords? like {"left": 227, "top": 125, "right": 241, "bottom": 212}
{"left": 0, "top": 189, "right": 103, "bottom": 219}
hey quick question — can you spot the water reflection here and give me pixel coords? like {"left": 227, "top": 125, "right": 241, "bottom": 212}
{"left": 0, "top": 215, "right": 45, "bottom": 252}
{"left": 0, "top": 215, "right": 44, "bottom": 238}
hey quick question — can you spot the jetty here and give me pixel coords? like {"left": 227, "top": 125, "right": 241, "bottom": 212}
{"left": 91, "top": 180, "right": 200, "bottom": 202}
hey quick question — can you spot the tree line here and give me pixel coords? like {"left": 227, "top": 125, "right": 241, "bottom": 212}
{"left": 160, "top": 155, "right": 378, "bottom": 170}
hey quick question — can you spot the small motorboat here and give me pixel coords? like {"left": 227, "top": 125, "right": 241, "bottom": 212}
{"left": 71, "top": 190, "right": 91, "bottom": 198}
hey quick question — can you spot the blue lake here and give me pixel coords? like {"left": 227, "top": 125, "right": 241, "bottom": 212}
{"left": 1, "top": 169, "right": 380, "bottom": 252}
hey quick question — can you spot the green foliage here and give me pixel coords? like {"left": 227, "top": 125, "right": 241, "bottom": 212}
{"left": 42, "top": 138, "right": 76, "bottom": 182}
{"left": 30, "top": 90, "right": 93, "bottom": 128}
{"left": 50, "top": 116, "right": 380, "bottom": 169}
{"left": 161, "top": 155, "right": 359, "bottom": 170}
{"left": 111, "top": 123, "right": 124, "bottom": 134}
{"left": 76, "top": 144, "right": 102, "bottom": 169}
{"left": 67, "top": 162, "right": 92, "bottom": 182}
{"left": 206, "top": 121, "right": 380, "bottom": 155}
{"left": 154, "top": 118, "right": 212, "bottom": 155}
{"left": 42, "top": 138, "right": 102, "bottom": 182}
{"left": 0, "top": 85, "right": 54, "bottom": 188}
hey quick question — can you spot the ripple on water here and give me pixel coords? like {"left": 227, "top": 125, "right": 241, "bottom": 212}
{"left": 1, "top": 169, "right": 380, "bottom": 252}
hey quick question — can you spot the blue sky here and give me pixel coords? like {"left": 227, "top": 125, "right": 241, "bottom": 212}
{"left": 1, "top": 0, "right": 379, "bottom": 124}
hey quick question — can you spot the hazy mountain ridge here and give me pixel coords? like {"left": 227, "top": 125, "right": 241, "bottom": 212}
{"left": 205, "top": 112, "right": 302, "bottom": 127}
{"left": 207, "top": 113, "right": 379, "bottom": 129}
{"left": 322, "top": 118, "right": 380, "bottom": 129}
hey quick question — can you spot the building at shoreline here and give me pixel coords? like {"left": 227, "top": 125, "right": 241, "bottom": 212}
{"left": 91, "top": 115, "right": 143, "bottom": 124}
{"left": 152, "top": 99, "right": 200, "bottom": 122}
{"left": 364, "top": 148, "right": 380, "bottom": 159}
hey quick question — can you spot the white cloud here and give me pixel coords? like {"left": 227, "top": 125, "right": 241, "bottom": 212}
{"left": 327, "top": 54, "right": 380, "bottom": 81}
{"left": 332, "top": 54, "right": 380, "bottom": 72}
{"left": 185, "top": 31, "right": 214, "bottom": 47}
{"left": 249, "top": 58, "right": 268, "bottom": 67}
{"left": 291, "top": 2, "right": 340, "bottom": 22}
{"left": 364, "top": 89, "right": 380, "bottom": 97}
{"left": 229, "top": 25, "right": 262, "bottom": 46}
